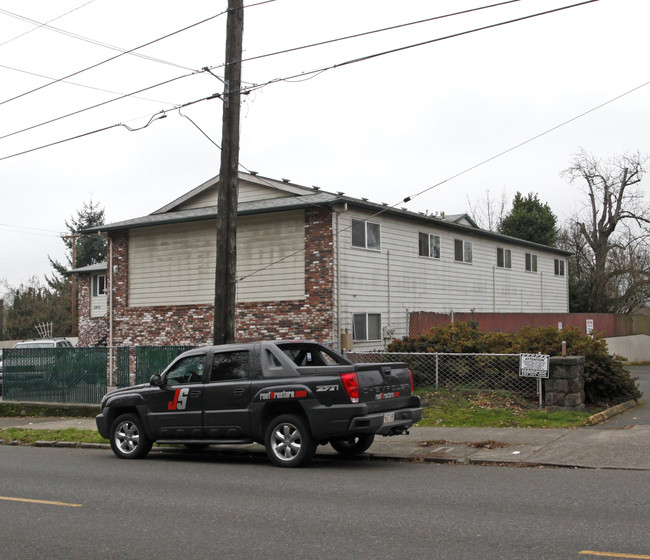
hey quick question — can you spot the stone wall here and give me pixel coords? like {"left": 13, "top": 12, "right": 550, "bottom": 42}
{"left": 545, "top": 356, "right": 585, "bottom": 411}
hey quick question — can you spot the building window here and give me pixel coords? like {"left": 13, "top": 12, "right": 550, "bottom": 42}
{"left": 525, "top": 253, "right": 538, "bottom": 272}
{"left": 554, "top": 258, "right": 565, "bottom": 276}
{"left": 496, "top": 248, "right": 511, "bottom": 269}
{"left": 454, "top": 239, "right": 473, "bottom": 263}
{"left": 352, "top": 313, "right": 381, "bottom": 341}
{"left": 352, "top": 219, "right": 381, "bottom": 250}
{"left": 419, "top": 233, "right": 441, "bottom": 258}
{"left": 92, "top": 274, "right": 107, "bottom": 297}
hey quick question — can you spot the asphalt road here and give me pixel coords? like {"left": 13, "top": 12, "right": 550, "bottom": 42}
{"left": 1, "top": 446, "right": 649, "bottom": 560}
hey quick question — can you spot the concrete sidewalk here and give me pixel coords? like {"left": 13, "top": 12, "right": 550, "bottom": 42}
{"left": 2, "top": 413, "right": 648, "bottom": 470}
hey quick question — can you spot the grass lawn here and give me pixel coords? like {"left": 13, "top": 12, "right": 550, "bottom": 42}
{"left": 0, "top": 428, "right": 108, "bottom": 446}
{"left": 416, "top": 387, "right": 595, "bottom": 428}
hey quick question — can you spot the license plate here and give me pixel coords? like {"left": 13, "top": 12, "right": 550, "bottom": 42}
{"left": 383, "top": 412, "right": 395, "bottom": 424}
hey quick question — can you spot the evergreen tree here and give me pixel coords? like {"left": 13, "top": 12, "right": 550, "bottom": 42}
{"left": 45, "top": 199, "right": 107, "bottom": 336}
{"left": 498, "top": 192, "right": 557, "bottom": 246}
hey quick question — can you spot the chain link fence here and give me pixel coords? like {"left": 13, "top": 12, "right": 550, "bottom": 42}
{"left": 347, "top": 351, "right": 538, "bottom": 397}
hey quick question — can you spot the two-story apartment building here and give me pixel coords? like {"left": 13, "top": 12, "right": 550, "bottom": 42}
{"left": 75, "top": 172, "right": 570, "bottom": 351}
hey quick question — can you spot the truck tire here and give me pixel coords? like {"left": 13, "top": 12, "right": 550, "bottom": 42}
{"left": 330, "top": 434, "right": 375, "bottom": 456}
{"left": 110, "top": 413, "right": 153, "bottom": 459}
{"left": 264, "top": 414, "right": 315, "bottom": 468}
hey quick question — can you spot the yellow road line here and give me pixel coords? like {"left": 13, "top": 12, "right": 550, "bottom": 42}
{"left": 580, "top": 551, "right": 650, "bottom": 559}
{"left": 0, "top": 496, "right": 82, "bottom": 508}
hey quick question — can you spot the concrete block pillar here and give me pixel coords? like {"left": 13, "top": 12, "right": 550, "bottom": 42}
{"left": 545, "top": 356, "right": 585, "bottom": 411}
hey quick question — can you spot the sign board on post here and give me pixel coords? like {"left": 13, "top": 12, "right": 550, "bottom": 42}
{"left": 519, "top": 354, "right": 550, "bottom": 378}
{"left": 586, "top": 319, "right": 594, "bottom": 334}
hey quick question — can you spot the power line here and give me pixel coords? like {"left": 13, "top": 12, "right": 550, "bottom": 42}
{"left": 240, "top": 0, "right": 600, "bottom": 96}
{"left": 0, "top": 0, "right": 526, "bottom": 144}
{"left": 240, "top": 0, "right": 524, "bottom": 66}
{"left": 0, "top": 9, "right": 229, "bottom": 108}
{"left": 0, "top": 92, "right": 221, "bottom": 162}
{"left": 0, "top": 0, "right": 277, "bottom": 108}
{"left": 402, "top": 78, "right": 650, "bottom": 206}
{"left": 0, "top": 62, "right": 176, "bottom": 105}
{"left": 0, "top": 0, "right": 96, "bottom": 48}
{"left": 0, "top": 70, "right": 202, "bottom": 142}
{"left": 0, "top": 6, "right": 196, "bottom": 72}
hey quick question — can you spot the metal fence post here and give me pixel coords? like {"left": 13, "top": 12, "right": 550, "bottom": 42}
{"left": 435, "top": 353, "right": 439, "bottom": 391}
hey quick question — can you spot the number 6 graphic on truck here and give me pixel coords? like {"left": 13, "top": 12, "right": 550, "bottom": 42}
{"left": 168, "top": 387, "right": 189, "bottom": 410}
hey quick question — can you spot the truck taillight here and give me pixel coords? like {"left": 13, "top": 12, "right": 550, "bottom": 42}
{"left": 408, "top": 369, "right": 414, "bottom": 393}
{"left": 340, "top": 372, "right": 359, "bottom": 403}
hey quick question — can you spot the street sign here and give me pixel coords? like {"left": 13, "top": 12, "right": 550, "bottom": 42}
{"left": 519, "top": 353, "right": 550, "bottom": 378}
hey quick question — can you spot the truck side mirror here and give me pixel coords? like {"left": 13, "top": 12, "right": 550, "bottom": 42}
{"left": 150, "top": 373, "right": 163, "bottom": 387}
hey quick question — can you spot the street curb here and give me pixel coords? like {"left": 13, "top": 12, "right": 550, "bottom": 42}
{"left": 584, "top": 400, "right": 639, "bottom": 425}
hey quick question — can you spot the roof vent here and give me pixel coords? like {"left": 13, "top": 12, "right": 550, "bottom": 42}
{"left": 382, "top": 202, "right": 388, "bottom": 206}
{"left": 249, "top": 170, "right": 258, "bottom": 176}
{"left": 312, "top": 186, "right": 320, "bottom": 191}
{"left": 337, "top": 191, "right": 344, "bottom": 196}
{"left": 282, "top": 178, "right": 290, "bottom": 183}
{"left": 362, "top": 197, "right": 368, "bottom": 201}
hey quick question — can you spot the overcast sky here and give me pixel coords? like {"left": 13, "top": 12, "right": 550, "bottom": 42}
{"left": 1, "top": 0, "right": 648, "bottom": 293}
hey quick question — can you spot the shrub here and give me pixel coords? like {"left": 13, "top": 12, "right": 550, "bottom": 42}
{"left": 388, "top": 323, "right": 641, "bottom": 405}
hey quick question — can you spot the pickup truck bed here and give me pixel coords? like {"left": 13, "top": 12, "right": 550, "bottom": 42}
{"left": 96, "top": 341, "right": 422, "bottom": 467}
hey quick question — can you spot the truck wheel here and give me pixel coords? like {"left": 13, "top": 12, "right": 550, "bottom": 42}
{"left": 264, "top": 414, "right": 315, "bottom": 468}
{"left": 110, "top": 414, "right": 153, "bottom": 459}
{"left": 330, "top": 434, "right": 375, "bottom": 456}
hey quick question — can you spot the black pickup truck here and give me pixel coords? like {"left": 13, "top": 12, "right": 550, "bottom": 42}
{"left": 96, "top": 341, "right": 422, "bottom": 467}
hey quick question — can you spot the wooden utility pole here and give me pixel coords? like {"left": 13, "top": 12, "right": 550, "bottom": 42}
{"left": 213, "top": 0, "right": 244, "bottom": 345}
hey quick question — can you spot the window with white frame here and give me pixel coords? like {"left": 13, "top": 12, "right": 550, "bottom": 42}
{"left": 351, "top": 219, "right": 381, "bottom": 250}
{"left": 419, "top": 232, "right": 441, "bottom": 258}
{"left": 554, "top": 258, "right": 565, "bottom": 276}
{"left": 454, "top": 239, "right": 473, "bottom": 263}
{"left": 496, "top": 247, "right": 511, "bottom": 269}
{"left": 525, "top": 253, "right": 538, "bottom": 272}
{"left": 92, "top": 274, "right": 107, "bottom": 297}
{"left": 352, "top": 313, "right": 381, "bottom": 341}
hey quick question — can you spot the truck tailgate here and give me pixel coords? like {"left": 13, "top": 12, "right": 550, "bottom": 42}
{"left": 355, "top": 362, "right": 414, "bottom": 410}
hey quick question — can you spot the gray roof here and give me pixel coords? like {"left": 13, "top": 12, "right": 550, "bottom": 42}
{"left": 81, "top": 173, "right": 570, "bottom": 256}
{"left": 68, "top": 262, "right": 108, "bottom": 275}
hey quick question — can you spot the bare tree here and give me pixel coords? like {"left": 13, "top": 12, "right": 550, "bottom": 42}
{"left": 467, "top": 188, "right": 509, "bottom": 231}
{"left": 561, "top": 149, "right": 650, "bottom": 312}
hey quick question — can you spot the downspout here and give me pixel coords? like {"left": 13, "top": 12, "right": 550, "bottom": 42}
{"left": 492, "top": 266, "right": 496, "bottom": 312}
{"left": 334, "top": 204, "right": 346, "bottom": 351}
{"left": 109, "top": 235, "right": 114, "bottom": 386}
{"left": 336, "top": 209, "right": 341, "bottom": 349}
{"left": 385, "top": 249, "right": 391, "bottom": 350}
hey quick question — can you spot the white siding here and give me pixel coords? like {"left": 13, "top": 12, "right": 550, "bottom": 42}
{"left": 336, "top": 210, "right": 569, "bottom": 348}
{"left": 128, "top": 210, "right": 305, "bottom": 306}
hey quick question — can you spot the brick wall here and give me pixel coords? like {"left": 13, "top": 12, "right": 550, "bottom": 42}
{"left": 101, "top": 207, "right": 335, "bottom": 347}
{"left": 77, "top": 274, "right": 108, "bottom": 346}
{"left": 409, "top": 311, "right": 650, "bottom": 338}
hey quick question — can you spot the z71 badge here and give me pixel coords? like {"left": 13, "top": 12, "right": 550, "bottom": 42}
{"left": 316, "top": 384, "right": 339, "bottom": 392}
